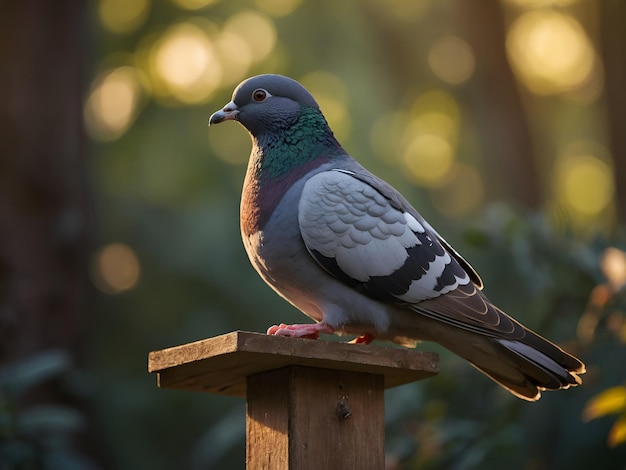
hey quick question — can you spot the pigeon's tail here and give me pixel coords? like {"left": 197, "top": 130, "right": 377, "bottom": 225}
{"left": 471, "top": 336, "right": 583, "bottom": 401}
{"left": 436, "top": 326, "right": 585, "bottom": 401}
{"left": 403, "top": 283, "right": 586, "bottom": 401}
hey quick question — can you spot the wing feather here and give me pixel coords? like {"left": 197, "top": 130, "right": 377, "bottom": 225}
{"left": 298, "top": 169, "right": 472, "bottom": 303}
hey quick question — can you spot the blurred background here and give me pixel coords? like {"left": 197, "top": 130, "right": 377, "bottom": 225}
{"left": 1, "top": 0, "right": 626, "bottom": 468}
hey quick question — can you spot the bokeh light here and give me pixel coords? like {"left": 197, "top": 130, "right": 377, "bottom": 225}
{"left": 409, "top": 89, "right": 460, "bottom": 124}
{"left": 382, "top": 0, "right": 431, "bottom": 22}
{"left": 98, "top": 0, "right": 150, "bottom": 34}
{"left": 84, "top": 66, "right": 143, "bottom": 141}
{"left": 506, "top": 11, "right": 596, "bottom": 95}
{"left": 214, "top": 31, "right": 253, "bottom": 86}
{"left": 400, "top": 90, "right": 460, "bottom": 187}
{"left": 300, "top": 71, "right": 350, "bottom": 141}
{"left": 91, "top": 243, "right": 141, "bottom": 294}
{"left": 505, "top": 0, "right": 577, "bottom": 7}
{"left": 563, "top": 62, "right": 604, "bottom": 104}
{"left": 150, "top": 21, "right": 222, "bottom": 105}
{"left": 601, "top": 247, "right": 626, "bottom": 293}
{"left": 428, "top": 36, "right": 475, "bottom": 85}
{"left": 222, "top": 11, "right": 277, "bottom": 65}
{"left": 171, "top": 0, "right": 219, "bottom": 10}
{"left": 253, "top": 0, "right": 303, "bottom": 17}
{"left": 402, "top": 134, "right": 453, "bottom": 187}
{"left": 553, "top": 143, "right": 615, "bottom": 220}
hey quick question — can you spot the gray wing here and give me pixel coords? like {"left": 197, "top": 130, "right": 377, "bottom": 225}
{"left": 297, "top": 168, "right": 541, "bottom": 337}
{"left": 298, "top": 168, "right": 472, "bottom": 304}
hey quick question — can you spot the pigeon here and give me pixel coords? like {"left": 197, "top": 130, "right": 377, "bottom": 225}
{"left": 208, "top": 74, "right": 585, "bottom": 401}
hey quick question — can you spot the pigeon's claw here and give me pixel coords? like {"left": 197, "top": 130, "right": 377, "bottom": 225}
{"left": 267, "top": 322, "right": 334, "bottom": 339}
{"left": 349, "top": 334, "right": 376, "bottom": 345}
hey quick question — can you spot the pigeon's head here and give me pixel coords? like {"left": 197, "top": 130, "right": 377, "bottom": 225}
{"left": 209, "top": 74, "right": 321, "bottom": 136}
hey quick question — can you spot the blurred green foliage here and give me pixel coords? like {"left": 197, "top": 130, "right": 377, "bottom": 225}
{"left": 9, "top": 0, "right": 619, "bottom": 469}
{"left": 0, "top": 351, "right": 95, "bottom": 469}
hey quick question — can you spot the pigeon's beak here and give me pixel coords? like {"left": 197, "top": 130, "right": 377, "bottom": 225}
{"left": 209, "top": 101, "right": 239, "bottom": 126}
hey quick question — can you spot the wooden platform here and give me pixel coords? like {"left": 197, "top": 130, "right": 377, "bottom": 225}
{"left": 148, "top": 330, "right": 439, "bottom": 397}
{"left": 148, "top": 331, "right": 439, "bottom": 469}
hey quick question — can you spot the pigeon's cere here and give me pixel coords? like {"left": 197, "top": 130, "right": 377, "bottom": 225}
{"left": 208, "top": 74, "right": 585, "bottom": 401}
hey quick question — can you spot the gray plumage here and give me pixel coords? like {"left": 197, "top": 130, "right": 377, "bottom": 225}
{"left": 209, "top": 74, "right": 585, "bottom": 401}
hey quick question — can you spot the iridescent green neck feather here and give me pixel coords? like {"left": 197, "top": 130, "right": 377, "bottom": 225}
{"left": 251, "top": 105, "right": 345, "bottom": 181}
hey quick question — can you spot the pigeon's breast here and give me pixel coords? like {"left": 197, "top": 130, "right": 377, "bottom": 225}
{"left": 241, "top": 179, "right": 325, "bottom": 322}
{"left": 240, "top": 157, "right": 336, "bottom": 237}
{"left": 241, "top": 169, "right": 314, "bottom": 284}
{"left": 240, "top": 161, "right": 341, "bottom": 315}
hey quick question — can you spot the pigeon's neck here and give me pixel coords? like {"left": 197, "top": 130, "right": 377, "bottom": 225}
{"left": 241, "top": 106, "right": 345, "bottom": 236}
{"left": 252, "top": 106, "right": 344, "bottom": 180}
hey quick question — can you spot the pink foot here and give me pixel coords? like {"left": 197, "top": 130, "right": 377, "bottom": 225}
{"left": 349, "top": 334, "right": 376, "bottom": 345}
{"left": 267, "top": 322, "right": 334, "bottom": 340}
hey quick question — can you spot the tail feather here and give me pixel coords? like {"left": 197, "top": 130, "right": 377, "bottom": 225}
{"left": 408, "top": 286, "right": 586, "bottom": 401}
{"left": 462, "top": 336, "right": 584, "bottom": 401}
{"left": 467, "top": 363, "right": 542, "bottom": 401}
{"left": 497, "top": 339, "right": 583, "bottom": 387}
{"left": 516, "top": 329, "right": 586, "bottom": 375}
{"left": 423, "top": 322, "right": 585, "bottom": 401}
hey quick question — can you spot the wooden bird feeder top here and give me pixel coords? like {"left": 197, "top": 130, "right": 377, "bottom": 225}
{"left": 148, "top": 330, "right": 439, "bottom": 397}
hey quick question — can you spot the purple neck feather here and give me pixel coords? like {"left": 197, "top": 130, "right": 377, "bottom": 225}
{"left": 241, "top": 155, "right": 334, "bottom": 237}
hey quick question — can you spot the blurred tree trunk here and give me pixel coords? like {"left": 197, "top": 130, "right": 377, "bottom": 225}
{"left": 458, "top": 0, "right": 541, "bottom": 210}
{"left": 600, "top": 1, "right": 626, "bottom": 223}
{"left": 0, "top": 0, "right": 98, "bottom": 464}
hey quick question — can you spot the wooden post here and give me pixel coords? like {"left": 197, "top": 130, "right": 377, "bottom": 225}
{"left": 148, "top": 331, "right": 438, "bottom": 469}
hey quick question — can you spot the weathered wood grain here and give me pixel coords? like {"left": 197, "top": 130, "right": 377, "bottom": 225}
{"left": 148, "top": 331, "right": 439, "bottom": 397}
{"left": 246, "top": 367, "right": 385, "bottom": 470}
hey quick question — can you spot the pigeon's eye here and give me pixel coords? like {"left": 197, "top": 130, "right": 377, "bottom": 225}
{"left": 252, "top": 89, "right": 268, "bottom": 102}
